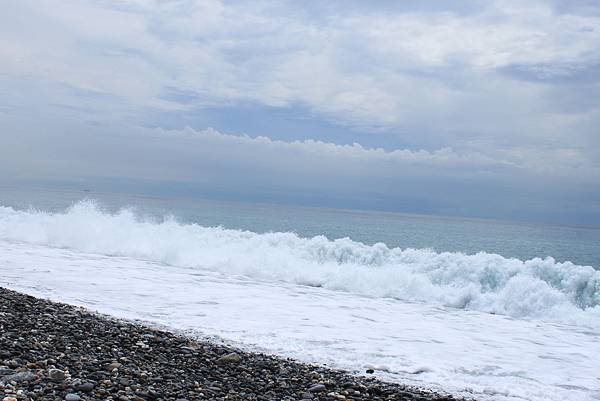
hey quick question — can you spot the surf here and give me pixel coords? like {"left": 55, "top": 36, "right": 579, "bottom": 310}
{"left": 0, "top": 199, "right": 598, "bottom": 324}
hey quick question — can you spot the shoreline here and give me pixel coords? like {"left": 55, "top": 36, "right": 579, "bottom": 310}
{"left": 0, "top": 287, "right": 465, "bottom": 401}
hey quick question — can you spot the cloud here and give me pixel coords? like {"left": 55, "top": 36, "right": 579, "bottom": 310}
{"left": 0, "top": 0, "right": 599, "bottom": 224}
{"left": 1, "top": 114, "right": 598, "bottom": 224}
{"left": 3, "top": 1, "right": 600, "bottom": 126}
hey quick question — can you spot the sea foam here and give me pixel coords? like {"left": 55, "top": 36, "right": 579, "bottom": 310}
{"left": 0, "top": 200, "right": 598, "bottom": 324}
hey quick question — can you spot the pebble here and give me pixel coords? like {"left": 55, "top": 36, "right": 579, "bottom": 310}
{"left": 48, "top": 368, "right": 66, "bottom": 381}
{"left": 64, "top": 394, "right": 80, "bottom": 401}
{"left": 0, "top": 371, "right": 37, "bottom": 383}
{"left": 77, "top": 382, "right": 95, "bottom": 392}
{"left": 106, "top": 362, "right": 122, "bottom": 371}
{"left": 308, "top": 383, "right": 326, "bottom": 393}
{"left": 215, "top": 352, "right": 242, "bottom": 365}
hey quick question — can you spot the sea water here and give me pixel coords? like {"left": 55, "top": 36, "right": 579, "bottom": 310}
{"left": 0, "top": 187, "right": 599, "bottom": 401}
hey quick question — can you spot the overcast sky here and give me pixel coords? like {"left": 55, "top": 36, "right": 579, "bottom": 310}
{"left": 1, "top": 0, "right": 599, "bottom": 225}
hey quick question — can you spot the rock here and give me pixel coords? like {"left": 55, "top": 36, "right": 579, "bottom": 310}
{"left": 0, "top": 368, "right": 14, "bottom": 376}
{"left": 367, "top": 384, "right": 381, "bottom": 394}
{"left": 65, "top": 394, "right": 81, "bottom": 401}
{"left": 106, "top": 362, "right": 122, "bottom": 371}
{"left": 77, "top": 382, "right": 95, "bottom": 392}
{"left": 0, "top": 370, "right": 37, "bottom": 383}
{"left": 6, "top": 360, "right": 19, "bottom": 369}
{"left": 308, "top": 383, "right": 326, "bottom": 393}
{"left": 365, "top": 368, "right": 375, "bottom": 374}
{"left": 3, "top": 397, "right": 18, "bottom": 401}
{"left": 48, "top": 368, "right": 66, "bottom": 381}
{"left": 301, "top": 392, "right": 314, "bottom": 399}
{"left": 215, "top": 353, "right": 241, "bottom": 365}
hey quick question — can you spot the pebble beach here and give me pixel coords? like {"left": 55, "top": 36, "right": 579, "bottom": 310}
{"left": 0, "top": 287, "right": 464, "bottom": 401}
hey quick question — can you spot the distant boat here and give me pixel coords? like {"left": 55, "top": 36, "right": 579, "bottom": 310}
{"left": 83, "top": 189, "right": 91, "bottom": 192}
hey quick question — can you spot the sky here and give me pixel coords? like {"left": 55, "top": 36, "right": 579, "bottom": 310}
{"left": 1, "top": 0, "right": 599, "bottom": 225}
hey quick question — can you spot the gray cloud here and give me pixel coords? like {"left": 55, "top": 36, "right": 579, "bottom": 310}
{"left": 0, "top": 0, "right": 599, "bottom": 224}
{"left": 1, "top": 113, "right": 598, "bottom": 224}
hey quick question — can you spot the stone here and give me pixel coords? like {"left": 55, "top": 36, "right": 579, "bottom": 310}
{"left": 215, "top": 353, "right": 241, "bottom": 365}
{"left": 0, "top": 371, "right": 37, "bottom": 383}
{"left": 77, "top": 382, "right": 95, "bottom": 393}
{"left": 65, "top": 394, "right": 81, "bottom": 401}
{"left": 48, "top": 368, "right": 66, "bottom": 381}
{"left": 308, "top": 384, "right": 326, "bottom": 393}
{"left": 106, "top": 362, "right": 122, "bottom": 371}
{"left": 365, "top": 368, "right": 375, "bottom": 374}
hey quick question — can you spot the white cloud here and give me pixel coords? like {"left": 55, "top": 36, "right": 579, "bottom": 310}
{"left": 2, "top": 0, "right": 599, "bottom": 126}
{"left": 0, "top": 0, "right": 599, "bottom": 223}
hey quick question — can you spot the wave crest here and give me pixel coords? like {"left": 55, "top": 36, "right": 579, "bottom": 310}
{"left": 1, "top": 200, "right": 598, "bottom": 323}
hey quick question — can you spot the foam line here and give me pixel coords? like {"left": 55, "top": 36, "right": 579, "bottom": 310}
{"left": 1, "top": 200, "right": 598, "bottom": 323}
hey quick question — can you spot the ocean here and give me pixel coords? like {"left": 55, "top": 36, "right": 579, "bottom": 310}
{"left": 1, "top": 187, "right": 599, "bottom": 401}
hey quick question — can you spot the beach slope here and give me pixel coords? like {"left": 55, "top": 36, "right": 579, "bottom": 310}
{"left": 0, "top": 287, "right": 462, "bottom": 401}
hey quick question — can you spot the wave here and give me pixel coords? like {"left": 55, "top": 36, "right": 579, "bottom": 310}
{"left": 0, "top": 200, "right": 599, "bottom": 323}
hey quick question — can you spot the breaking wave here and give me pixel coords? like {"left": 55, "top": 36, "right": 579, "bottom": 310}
{"left": 0, "top": 200, "right": 598, "bottom": 323}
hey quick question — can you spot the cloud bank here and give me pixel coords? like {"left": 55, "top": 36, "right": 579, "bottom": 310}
{"left": 0, "top": 0, "right": 599, "bottom": 224}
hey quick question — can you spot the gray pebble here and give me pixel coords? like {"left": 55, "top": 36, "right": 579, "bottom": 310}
{"left": 77, "top": 382, "right": 94, "bottom": 392}
{"left": 106, "top": 362, "right": 122, "bottom": 371}
{"left": 215, "top": 352, "right": 241, "bottom": 365}
{"left": 0, "top": 371, "right": 37, "bottom": 383}
{"left": 308, "top": 383, "right": 326, "bottom": 393}
{"left": 48, "top": 368, "right": 66, "bottom": 381}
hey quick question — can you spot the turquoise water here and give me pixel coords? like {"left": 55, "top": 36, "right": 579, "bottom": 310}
{"left": 1, "top": 186, "right": 598, "bottom": 268}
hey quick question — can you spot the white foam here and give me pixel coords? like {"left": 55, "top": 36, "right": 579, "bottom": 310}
{"left": 0, "top": 200, "right": 598, "bottom": 324}
{"left": 1, "top": 240, "right": 599, "bottom": 401}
